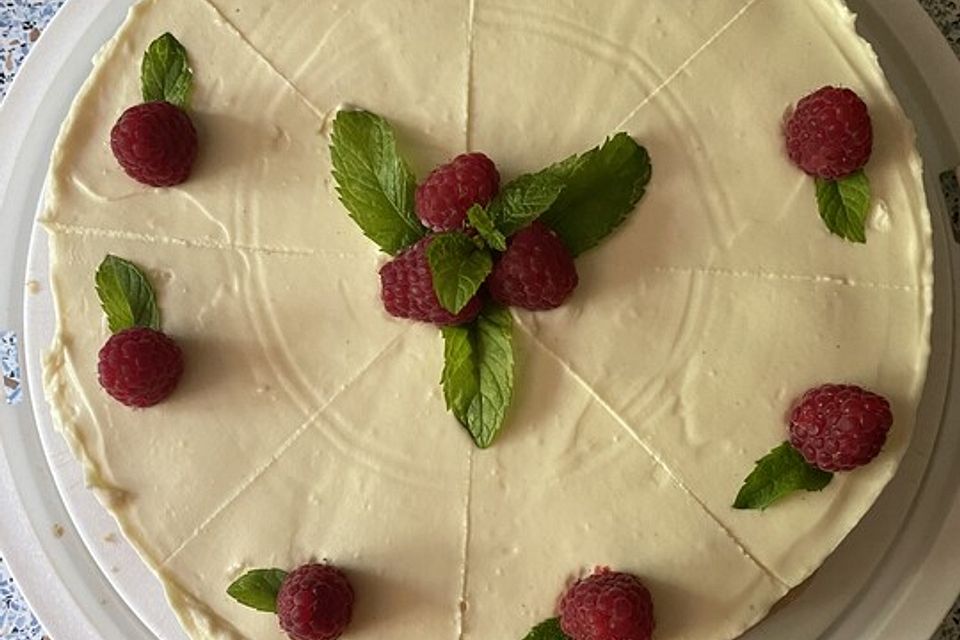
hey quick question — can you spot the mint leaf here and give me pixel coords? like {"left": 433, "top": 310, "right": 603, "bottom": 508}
{"left": 331, "top": 109, "right": 425, "bottom": 255}
{"left": 733, "top": 442, "right": 833, "bottom": 510}
{"left": 467, "top": 204, "right": 507, "bottom": 251}
{"left": 95, "top": 255, "right": 160, "bottom": 333}
{"left": 441, "top": 324, "right": 479, "bottom": 423}
{"left": 523, "top": 617, "right": 570, "bottom": 640}
{"left": 487, "top": 172, "right": 565, "bottom": 237}
{"left": 226, "top": 568, "right": 288, "bottom": 613}
{"left": 815, "top": 171, "right": 871, "bottom": 243}
{"left": 427, "top": 233, "right": 493, "bottom": 314}
{"left": 141, "top": 33, "right": 193, "bottom": 109}
{"left": 441, "top": 304, "right": 514, "bottom": 448}
{"left": 539, "top": 133, "right": 652, "bottom": 256}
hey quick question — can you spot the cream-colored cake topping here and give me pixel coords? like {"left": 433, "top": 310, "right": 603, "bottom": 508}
{"left": 41, "top": 0, "right": 932, "bottom": 638}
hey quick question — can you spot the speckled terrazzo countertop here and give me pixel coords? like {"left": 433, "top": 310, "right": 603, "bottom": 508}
{"left": 1, "top": 1, "right": 959, "bottom": 639}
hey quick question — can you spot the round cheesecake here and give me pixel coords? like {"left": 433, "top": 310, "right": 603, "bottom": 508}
{"left": 40, "top": 0, "right": 933, "bottom": 638}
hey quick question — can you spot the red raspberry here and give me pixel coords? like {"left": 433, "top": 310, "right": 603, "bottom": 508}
{"left": 784, "top": 86, "right": 873, "bottom": 180}
{"left": 277, "top": 564, "right": 354, "bottom": 640}
{"left": 97, "top": 327, "right": 184, "bottom": 408}
{"left": 789, "top": 384, "right": 893, "bottom": 472}
{"left": 559, "top": 568, "right": 655, "bottom": 640}
{"left": 379, "top": 236, "right": 482, "bottom": 326}
{"left": 488, "top": 222, "right": 578, "bottom": 311}
{"left": 110, "top": 101, "right": 198, "bottom": 187}
{"left": 415, "top": 153, "right": 500, "bottom": 231}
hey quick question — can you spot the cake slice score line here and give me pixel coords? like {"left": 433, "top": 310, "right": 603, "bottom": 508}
{"left": 613, "top": 0, "right": 767, "bottom": 132}
{"left": 41, "top": 221, "right": 365, "bottom": 260}
{"left": 652, "top": 265, "right": 920, "bottom": 293}
{"left": 512, "top": 319, "right": 792, "bottom": 591}
{"left": 158, "top": 327, "right": 412, "bottom": 567}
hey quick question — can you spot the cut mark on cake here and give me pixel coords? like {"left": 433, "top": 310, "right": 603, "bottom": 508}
{"left": 197, "top": 0, "right": 328, "bottom": 121}
{"left": 514, "top": 322, "right": 790, "bottom": 589}
{"left": 43, "top": 221, "right": 360, "bottom": 259}
{"left": 160, "top": 329, "right": 410, "bottom": 565}
{"left": 1, "top": 331, "right": 22, "bottom": 406}
{"left": 653, "top": 266, "right": 919, "bottom": 292}
{"left": 614, "top": 0, "right": 766, "bottom": 130}
{"left": 465, "top": 0, "right": 477, "bottom": 152}
{"left": 456, "top": 449, "right": 475, "bottom": 640}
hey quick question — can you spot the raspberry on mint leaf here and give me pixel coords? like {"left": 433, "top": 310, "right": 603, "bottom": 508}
{"left": 733, "top": 384, "right": 892, "bottom": 510}
{"left": 227, "top": 563, "right": 354, "bottom": 640}
{"left": 559, "top": 568, "right": 655, "bottom": 640}
{"left": 380, "top": 236, "right": 483, "bottom": 325}
{"left": 789, "top": 383, "right": 893, "bottom": 472}
{"left": 111, "top": 101, "right": 199, "bottom": 187}
{"left": 785, "top": 86, "right": 872, "bottom": 180}
{"left": 416, "top": 152, "right": 500, "bottom": 231}
{"left": 98, "top": 327, "right": 184, "bottom": 408}
{"left": 488, "top": 221, "right": 578, "bottom": 310}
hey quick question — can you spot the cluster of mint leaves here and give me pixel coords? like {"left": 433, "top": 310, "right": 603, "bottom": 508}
{"left": 141, "top": 32, "right": 193, "bottom": 109}
{"left": 733, "top": 442, "right": 833, "bottom": 510}
{"left": 814, "top": 171, "right": 871, "bottom": 244}
{"left": 95, "top": 255, "right": 161, "bottom": 333}
{"left": 227, "top": 568, "right": 289, "bottom": 612}
{"left": 330, "top": 109, "right": 651, "bottom": 448}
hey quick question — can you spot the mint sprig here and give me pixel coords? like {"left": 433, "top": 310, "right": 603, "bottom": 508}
{"left": 522, "top": 617, "right": 570, "bottom": 640}
{"left": 95, "top": 255, "right": 160, "bottom": 333}
{"left": 815, "top": 171, "right": 871, "bottom": 243}
{"left": 440, "top": 321, "right": 479, "bottom": 424}
{"left": 331, "top": 110, "right": 426, "bottom": 255}
{"left": 733, "top": 442, "right": 833, "bottom": 510}
{"left": 538, "top": 133, "right": 652, "bottom": 256}
{"left": 226, "top": 568, "right": 288, "bottom": 613}
{"left": 441, "top": 304, "right": 515, "bottom": 448}
{"left": 141, "top": 33, "right": 193, "bottom": 109}
{"left": 327, "top": 109, "right": 657, "bottom": 450}
{"left": 467, "top": 204, "right": 507, "bottom": 251}
{"left": 487, "top": 172, "right": 565, "bottom": 237}
{"left": 427, "top": 233, "right": 493, "bottom": 314}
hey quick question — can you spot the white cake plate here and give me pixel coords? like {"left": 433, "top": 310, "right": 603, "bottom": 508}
{"left": 0, "top": 1, "right": 958, "bottom": 639}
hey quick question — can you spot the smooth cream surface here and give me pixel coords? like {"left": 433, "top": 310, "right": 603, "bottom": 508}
{"left": 41, "top": 0, "right": 932, "bottom": 638}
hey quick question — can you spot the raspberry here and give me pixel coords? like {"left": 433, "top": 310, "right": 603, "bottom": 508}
{"left": 788, "top": 384, "right": 893, "bottom": 472}
{"left": 784, "top": 86, "right": 873, "bottom": 180}
{"left": 379, "top": 236, "right": 482, "bottom": 326}
{"left": 415, "top": 153, "right": 500, "bottom": 231}
{"left": 559, "top": 568, "right": 655, "bottom": 640}
{"left": 110, "top": 101, "right": 198, "bottom": 187}
{"left": 488, "top": 222, "right": 578, "bottom": 310}
{"left": 97, "top": 327, "right": 184, "bottom": 408}
{"left": 276, "top": 564, "right": 354, "bottom": 640}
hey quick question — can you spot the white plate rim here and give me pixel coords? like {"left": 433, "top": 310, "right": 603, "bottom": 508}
{"left": 0, "top": 1, "right": 157, "bottom": 638}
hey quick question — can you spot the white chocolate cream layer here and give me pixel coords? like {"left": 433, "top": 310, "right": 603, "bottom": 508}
{"left": 41, "top": 0, "right": 932, "bottom": 638}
